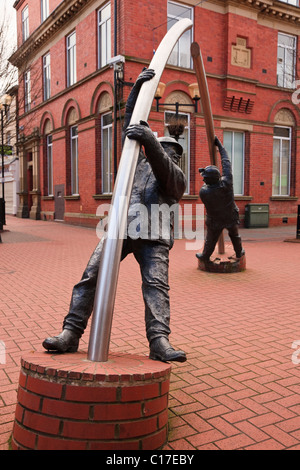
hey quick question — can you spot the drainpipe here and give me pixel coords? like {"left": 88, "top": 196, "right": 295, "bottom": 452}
{"left": 113, "top": 0, "right": 118, "bottom": 181}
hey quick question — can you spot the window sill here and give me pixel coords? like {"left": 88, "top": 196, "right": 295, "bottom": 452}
{"left": 42, "top": 195, "right": 54, "bottom": 200}
{"left": 234, "top": 196, "right": 253, "bottom": 201}
{"left": 270, "top": 196, "right": 298, "bottom": 201}
{"left": 93, "top": 194, "right": 112, "bottom": 200}
{"left": 182, "top": 195, "right": 199, "bottom": 200}
{"left": 64, "top": 195, "right": 80, "bottom": 200}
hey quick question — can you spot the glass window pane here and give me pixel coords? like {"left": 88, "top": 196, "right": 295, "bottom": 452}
{"left": 223, "top": 132, "right": 233, "bottom": 159}
{"left": 103, "top": 113, "right": 112, "bottom": 126}
{"left": 164, "top": 111, "right": 190, "bottom": 193}
{"left": 47, "top": 135, "right": 53, "bottom": 195}
{"left": 107, "top": 17, "right": 111, "bottom": 62}
{"left": 233, "top": 133, "right": 244, "bottom": 195}
{"left": 281, "top": 140, "right": 290, "bottom": 195}
{"left": 273, "top": 127, "right": 291, "bottom": 196}
{"left": 41, "top": 0, "right": 49, "bottom": 22}
{"left": 272, "top": 139, "right": 280, "bottom": 196}
{"left": 101, "top": 113, "right": 112, "bottom": 193}
{"left": 167, "top": 1, "right": 192, "bottom": 68}
{"left": 67, "top": 32, "right": 76, "bottom": 86}
{"left": 223, "top": 131, "right": 244, "bottom": 195}
{"left": 277, "top": 33, "right": 296, "bottom": 88}
{"left": 274, "top": 127, "right": 290, "bottom": 138}
{"left": 101, "top": 4, "right": 110, "bottom": 21}
{"left": 179, "top": 30, "right": 191, "bottom": 69}
{"left": 98, "top": 4, "right": 111, "bottom": 68}
{"left": 102, "top": 129, "right": 109, "bottom": 193}
{"left": 71, "top": 126, "right": 78, "bottom": 194}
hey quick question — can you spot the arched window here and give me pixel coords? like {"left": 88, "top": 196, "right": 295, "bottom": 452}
{"left": 96, "top": 92, "right": 113, "bottom": 194}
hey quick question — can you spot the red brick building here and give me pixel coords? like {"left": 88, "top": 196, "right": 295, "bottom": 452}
{"left": 9, "top": 0, "right": 300, "bottom": 228}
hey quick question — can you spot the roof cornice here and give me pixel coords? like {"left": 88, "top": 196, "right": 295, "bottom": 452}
{"left": 10, "top": 0, "right": 91, "bottom": 68}
{"left": 238, "top": 0, "right": 300, "bottom": 23}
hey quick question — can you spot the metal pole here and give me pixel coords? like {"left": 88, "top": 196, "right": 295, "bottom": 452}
{"left": 0, "top": 108, "right": 5, "bottom": 229}
{"left": 113, "top": 0, "right": 118, "bottom": 181}
{"left": 88, "top": 18, "right": 193, "bottom": 362}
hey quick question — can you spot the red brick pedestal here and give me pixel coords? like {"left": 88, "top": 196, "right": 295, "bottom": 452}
{"left": 198, "top": 254, "right": 246, "bottom": 273}
{"left": 12, "top": 350, "right": 171, "bottom": 450}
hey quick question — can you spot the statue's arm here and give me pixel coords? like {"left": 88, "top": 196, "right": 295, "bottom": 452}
{"left": 126, "top": 124, "right": 186, "bottom": 201}
{"left": 122, "top": 68, "right": 155, "bottom": 144}
{"left": 215, "top": 136, "right": 233, "bottom": 184}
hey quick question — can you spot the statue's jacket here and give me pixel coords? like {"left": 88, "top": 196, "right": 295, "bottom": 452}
{"left": 200, "top": 147, "right": 240, "bottom": 230}
{"left": 122, "top": 77, "right": 186, "bottom": 248}
{"left": 127, "top": 142, "right": 186, "bottom": 249}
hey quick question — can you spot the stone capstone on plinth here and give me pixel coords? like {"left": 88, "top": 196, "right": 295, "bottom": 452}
{"left": 12, "top": 350, "right": 171, "bottom": 450}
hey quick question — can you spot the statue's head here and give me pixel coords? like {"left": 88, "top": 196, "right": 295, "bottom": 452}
{"left": 199, "top": 165, "right": 221, "bottom": 185}
{"left": 158, "top": 136, "right": 183, "bottom": 164}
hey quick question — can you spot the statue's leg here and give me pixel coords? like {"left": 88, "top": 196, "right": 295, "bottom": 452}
{"left": 133, "top": 240, "right": 186, "bottom": 362}
{"left": 43, "top": 238, "right": 130, "bottom": 352}
{"left": 200, "top": 226, "right": 222, "bottom": 260}
{"left": 133, "top": 240, "right": 171, "bottom": 342}
{"left": 62, "top": 238, "right": 105, "bottom": 336}
{"left": 63, "top": 238, "right": 132, "bottom": 335}
{"left": 227, "top": 225, "right": 244, "bottom": 258}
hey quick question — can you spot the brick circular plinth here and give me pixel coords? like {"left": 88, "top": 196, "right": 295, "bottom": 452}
{"left": 12, "top": 350, "right": 171, "bottom": 450}
{"left": 198, "top": 254, "right": 246, "bottom": 273}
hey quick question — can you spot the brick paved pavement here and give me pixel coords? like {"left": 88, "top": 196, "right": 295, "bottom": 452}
{"left": 1, "top": 215, "right": 300, "bottom": 450}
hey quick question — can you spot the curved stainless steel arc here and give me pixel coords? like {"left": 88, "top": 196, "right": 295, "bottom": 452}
{"left": 87, "top": 18, "right": 193, "bottom": 362}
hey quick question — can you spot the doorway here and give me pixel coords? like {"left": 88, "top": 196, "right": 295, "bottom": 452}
{"left": 54, "top": 184, "right": 65, "bottom": 221}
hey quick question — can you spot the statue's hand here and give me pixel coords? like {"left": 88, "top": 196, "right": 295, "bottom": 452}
{"left": 125, "top": 123, "right": 153, "bottom": 145}
{"left": 214, "top": 136, "right": 223, "bottom": 151}
{"left": 135, "top": 68, "right": 155, "bottom": 88}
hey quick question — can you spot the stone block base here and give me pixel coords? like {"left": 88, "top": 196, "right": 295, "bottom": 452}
{"left": 12, "top": 350, "right": 171, "bottom": 450}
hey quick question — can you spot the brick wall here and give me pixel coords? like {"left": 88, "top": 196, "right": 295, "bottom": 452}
{"left": 12, "top": 0, "right": 300, "bottom": 227}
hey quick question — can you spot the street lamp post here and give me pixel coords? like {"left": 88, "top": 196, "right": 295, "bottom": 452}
{"left": 0, "top": 94, "right": 12, "bottom": 230}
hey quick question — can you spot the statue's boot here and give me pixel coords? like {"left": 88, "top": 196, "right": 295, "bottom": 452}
{"left": 195, "top": 253, "right": 210, "bottom": 261}
{"left": 42, "top": 329, "right": 80, "bottom": 353}
{"left": 149, "top": 337, "right": 187, "bottom": 363}
{"left": 236, "top": 249, "right": 245, "bottom": 258}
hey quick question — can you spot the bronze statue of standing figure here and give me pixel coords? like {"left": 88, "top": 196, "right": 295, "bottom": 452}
{"left": 196, "top": 136, "right": 245, "bottom": 262}
{"left": 42, "top": 68, "right": 187, "bottom": 363}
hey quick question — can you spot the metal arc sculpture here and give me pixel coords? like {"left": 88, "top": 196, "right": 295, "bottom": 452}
{"left": 88, "top": 18, "right": 193, "bottom": 362}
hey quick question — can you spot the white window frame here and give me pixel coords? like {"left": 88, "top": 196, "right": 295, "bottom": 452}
{"left": 47, "top": 134, "right": 53, "bottom": 196}
{"left": 98, "top": 3, "right": 111, "bottom": 69}
{"left": 279, "top": 0, "right": 299, "bottom": 6}
{"left": 223, "top": 131, "right": 245, "bottom": 196}
{"left": 43, "top": 52, "right": 51, "bottom": 101}
{"left": 277, "top": 32, "right": 297, "bottom": 88}
{"left": 70, "top": 125, "right": 79, "bottom": 195}
{"left": 67, "top": 31, "right": 77, "bottom": 87}
{"left": 272, "top": 126, "right": 291, "bottom": 196}
{"left": 164, "top": 110, "right": 190, "bottom": 194}
{"left": 41, "top": 0, "right": 49, "bottom": 22}
{"left": 167, "top": 1, "right": 193, "bottom": 69}
{"left": 24, "top": 70, "right": 31, "bottom": 112}
{"left": 22, "top": 5, "right": 29, "bottom": 42}
{"left": 101, "top": 112, "right": 113, "bottom": 194}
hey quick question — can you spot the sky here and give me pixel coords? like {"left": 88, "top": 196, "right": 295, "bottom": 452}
{"left": 0, "top": 0, "right": 17, "bottom": 93}
{"left": 0, "top": 0, "right": 17, "bottom": 42}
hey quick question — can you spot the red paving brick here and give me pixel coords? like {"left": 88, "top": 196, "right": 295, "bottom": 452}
{"left": 1, "top": 216, "right": 300, "bottom": 450}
